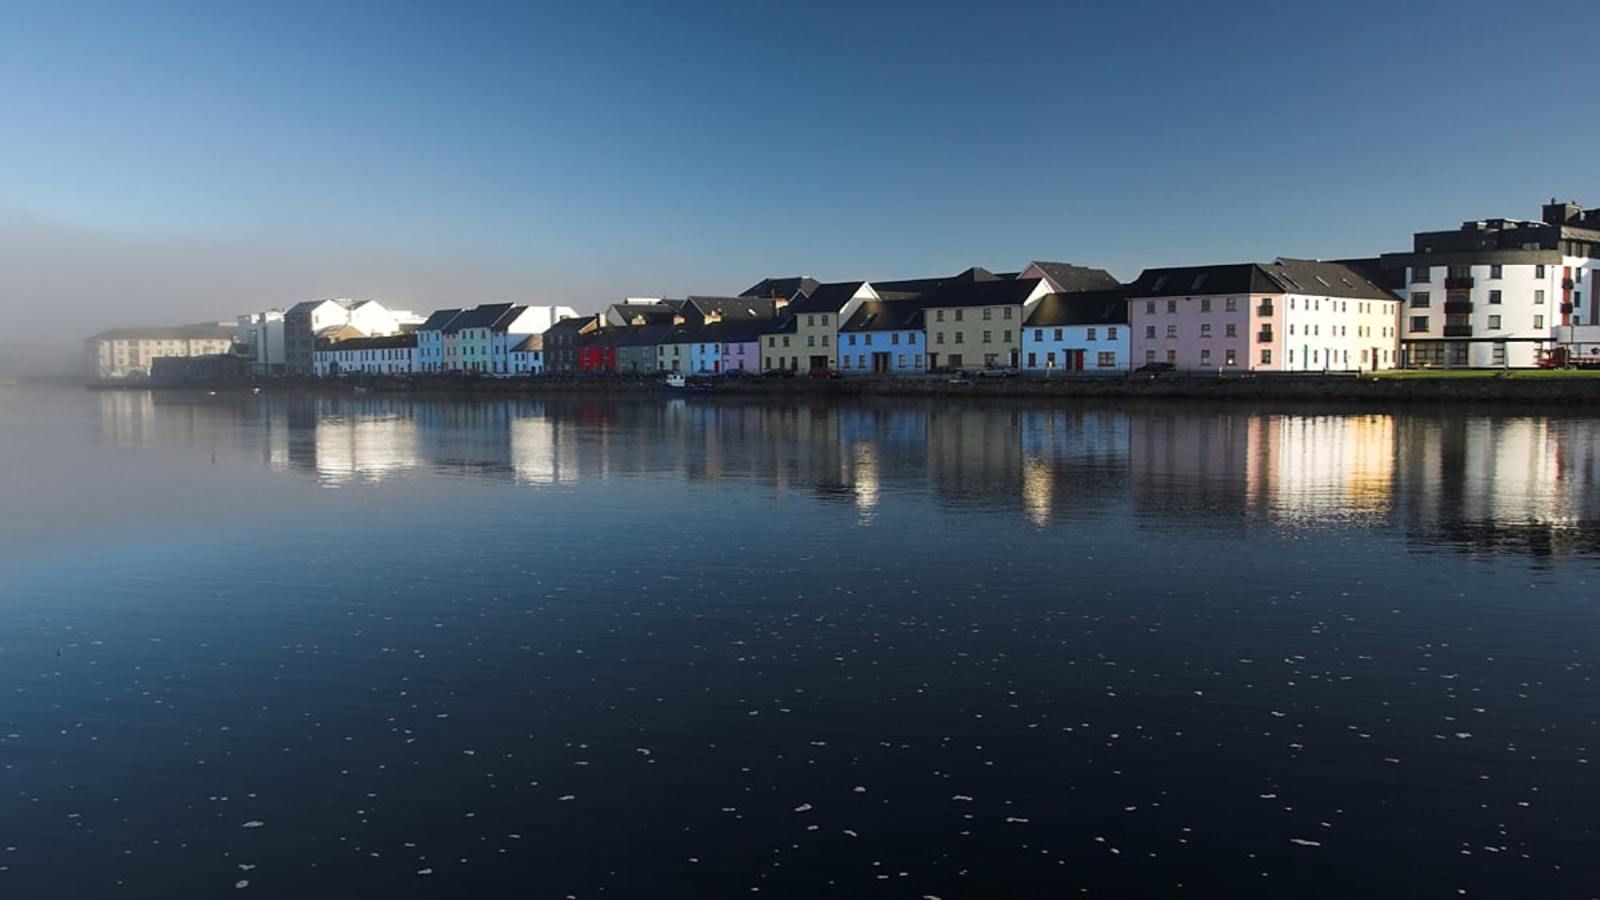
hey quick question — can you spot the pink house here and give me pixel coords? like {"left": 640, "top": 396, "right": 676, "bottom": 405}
{"left": 1128, "top": 260, "right": 1401, "bottom": 372}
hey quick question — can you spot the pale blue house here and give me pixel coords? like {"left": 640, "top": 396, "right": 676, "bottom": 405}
{"left": 837, "top": 299, "right": 928, "bottom": 375}
{"left": 1021, "top": 289, "right": 1130, "bottom": 374}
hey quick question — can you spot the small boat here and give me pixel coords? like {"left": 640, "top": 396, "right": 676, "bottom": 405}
{"left": 353, "top": 385, "right": 370, "bottom": 394}
{"left": 664, "top": 373, "right": 687, "bottom": 389}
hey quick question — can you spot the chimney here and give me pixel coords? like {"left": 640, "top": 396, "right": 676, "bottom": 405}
{"left": 1543, "top": 199, "right": 1582, "bottom": 225}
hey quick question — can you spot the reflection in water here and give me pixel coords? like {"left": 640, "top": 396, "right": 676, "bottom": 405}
{"left": 99, "top": 392, "right": 1600, "bottom": 558}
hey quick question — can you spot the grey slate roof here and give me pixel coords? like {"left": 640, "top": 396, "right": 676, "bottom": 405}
{"left": 739, "top": 276, "right": 820, "bottom": 301}
{"left": 317, "top": 333, "right": 418, "bottom": 351}
{"left": 869, "top": 266, "right": 1003, "bottom": 298}
{"left": 923, "top": 277, "right": 1043, "bottom": 310}
{"left": 1029, "top": 262, "right": 1121, "bottom": 293}
{"left": 1263, "top": 259, "right": 1400, "bottom": 301}
{"left": 417, "top": 308, "right": 463, "bottom": 332}
{"left": 444, "top": 303, "right": 516, "bottom": 333}
{"left": 1024, "top": 289, "right": 1129, "bottom": 327}
{"left": 612, "top": 323, "right": 676, "bottom": 347}
{"left": 1128, "top": 261, "right": 1400, "bottom": 301}
{"left": 787, "top": 281, "right": 867, "bottom": 314}
{"left": 511, "top": 334, "right": 544, "bottom": 352}
{"left": 87, "top": 322, "right": 236, "bottom": 342}
{"left": 839, "top": 299, "right": 928, "bottom": 333}
{"left": 684, "top": 296, "right": 778, "bottom": 322}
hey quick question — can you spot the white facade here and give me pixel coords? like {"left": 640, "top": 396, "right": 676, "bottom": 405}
{"left": 1022, "top": 326, "right": 1128, "bottom": 373}
{"left": 1400, "top": 262, "right": 1581, "bottom": 368}
{"left": 85, "top": 325, "right": 236, "bottom": 380}
{"left": 312, "top": 339, "right": 416, "bottom": 376}
{"left": 235, "top": 311, "right": 286, "bottom": 375}
{"left": 510, "top": 347, "right": 544, "bottom": 375}
{"left": 1279, "top": 293, "right": 1401, "bottom": 371}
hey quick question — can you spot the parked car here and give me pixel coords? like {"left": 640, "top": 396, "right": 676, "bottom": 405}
{"left": 1134, "top": 362, "right": 1176, "bottom": 374}
{"left": 808, "top": 368, "right": 843, "bottom": 380}
{"left": 977, "top": 365, "right": 1019, "bottom": 378}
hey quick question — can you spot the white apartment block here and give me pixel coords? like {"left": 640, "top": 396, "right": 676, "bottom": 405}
{"left": 85, "top": 323, "right": 237, "bottom": 380}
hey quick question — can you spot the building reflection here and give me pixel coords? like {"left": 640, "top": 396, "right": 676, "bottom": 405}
{"left": 98, "top": 392, "right": 1600, "bottom": 559}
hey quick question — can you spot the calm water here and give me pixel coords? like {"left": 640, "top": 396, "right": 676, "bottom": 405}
{"left": 2, "top": 386, "right": 1598, "bottom": 898}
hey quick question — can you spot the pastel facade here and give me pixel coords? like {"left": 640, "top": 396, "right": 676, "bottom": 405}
{"left": 414, "top": 309, "right": 462, "bottom": 373}
{"left": 785, "top": 281, "right": 876, "bottom": 370}
{"left": 922, "top": 277, "right": 1051, "bottom": 372}
{"left": 1021, "top": 290, "right": 1129, "bottom": 373}
{"left": 837, "top": 300, "right": 927, "bottom": 374}
{"left": 283, "top": 299, "right": 418, "bottom": 375}
{"left": 85, "top": 323, "right": 237, "bottom": 380}
{"left": 509, "top": 335, "right": 544, "bottom": 375}
{"left": 313, "top": 334, "right": 417, "bottom": 376}
{"left": 1128, "top": 260, "right": 1401, "bottom": 372}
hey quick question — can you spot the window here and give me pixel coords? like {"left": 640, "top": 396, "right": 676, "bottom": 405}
{"left": 1536, "top": 264, "right": 1546, "bottom": 278}
{"left": 858, "top": 355, "right": 866, "bottom": 368}
{"left": 1097, "top": 352, "right": 1116, "bottom": 367}
{"left": 1107, "top": 327, "right": 1117, "bottom": 340}
{"left": 1200, "top": 298, "right": 1211, "bottom": 312}
{"left": 1535, "top": 290, "right": 1546, "bottom": 305}
{"left": 936, "top": 333, "right": 945, "bottom": 344}
{"left": 954, "top": 309, "right": 964, "bottom": 322}
{"left": 1003, "top": 331, "right": 1012, "bottom": 342}
{"left": 936, "top": 310, "right": 945, "bottom": 322}
{"left": 1145, "top": 349, "right": 1155, "bottom": 363}
{"left": 843, "top": 356, "right": 853, "bottom": 369}
{"left": 914, "top": 354, "right": 923, "bottom": 368}
{"left": 1086, "top": 327, "right": 1097, "bottom": 341}
{"left": 1491, "top": 343, "right": 1506, "bottom": 365}
{"left": 1412, "top": 266, "right": 1430, "bottom": 283}
{"left": 909, "top": 333, "right": 917, "bottom": 344}
{"left": 1004, "top": 307, "right": 1014, "bottom": 319}
{"left": 1166, "top": 300, "right": 1177, "bottom": 313}
{"left": 954, "top": 332, "right": 964, "bottom": 344}
{"left": 806, "top": 315, "right": 815, "bottom": 326}
{"left": 1200, "top": 323, "right": 1212, "bottom": 337}
{"left": 983, "top": 308, "right": 993, "bottom": 321}
{"left": 1033, "top": 329, "right": 1043, "bottom": 341}
{"left": 821, "top": 335, "right": 830, "bottom": 346}
{"left": 1260, "top": 348, "right": 1272, "bottom": 365}
{"left": 807, "top": 335, "right": 815, "bottom": 347}
{"left": 1145, "top": 301, "right": 1155, "bottom": 314}
{"left": 1225, "top": 349, "right": 1237, "bottom": 367}
{"left": 1409, "top": 316, "right": 1429, "bottom": 332}
{"left": 898, "top": 354, "right": 907, "bottom": 368}
{"left": 1489, "top": 290, "right": 1502, "bottom": 305}
{"left": 1166, "top": 324, "right": 1177, "bottom": 338}
{"left": 1410, "top": 292, "right": 1430, "bottom": 308}
{"left": 982, "top": 330, "right": 992, "bottom": 343}
{"left": 1487, "top": 315, "right": 1501, "bottom": 329}
{"left": 1165, "top": 349, "right": 1176, "bottom": 364}
{"left": 782, "top": 336, "right": 790, "bottom": 347}
{"left": 892, "top": 333, "right": 901, "bottom": 345}
{"left": 1145, "top": 325, "right": 1156, "bottom": 338}
{"left": 1534, "top": 315, "right": 1545, "bottom": 330}
{"left": 1200, "top": 348, "right": 1212, "bottom": 365}
{"left": 1225, "top": 298, "right": 1238, "bottom": 312}
{"left": 847, "top": 334, "right": 856, "bottom": 346}
{"left": 1448, "top": 265, "right": 1470, "bottom": 279}
{"left": 1225, "top": 323, "right": 1237, "bottom": 337}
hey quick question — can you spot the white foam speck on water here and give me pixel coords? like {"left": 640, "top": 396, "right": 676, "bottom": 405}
{"left": 417, "top": 868, "right": 433, "bottom": 875}
{"left": 843, "top": 830, "right": 858, "bottom": 837}
{"left": 793, "top": 803, "right": 813, "bottom": 813}
{"left": 951, "top": 795, "right": 973, "bottom": 802}
{"left": 235, "top": 880, "right": 249, "bottom": 889}
{"left": 1290, "top": 838, "right": 1322, "bottom": 847}
{"left": 241, "top": 821, "right": 264, "bottom": 829}
{"left": 852, "top": 786, "right": 866, "bottom": 793}
{"left": 557, "top": 795, "right": 576, "bottom": 802}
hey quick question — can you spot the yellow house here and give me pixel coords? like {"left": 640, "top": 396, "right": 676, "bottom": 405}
{"left": 923, "top": 277, "right": 1052, "bottom": 372}
{"left": 784, "top": 281, "right": 875, "bottom": 371}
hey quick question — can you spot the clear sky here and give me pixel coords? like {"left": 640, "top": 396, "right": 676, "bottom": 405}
{"left": 3, "top": 0, "right": 1598, "bottom": 345}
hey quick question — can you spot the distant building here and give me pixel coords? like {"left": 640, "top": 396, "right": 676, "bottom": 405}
{"left": 312, "top": 334, "right": 417, "bottom": 377}
{"left": 1379, "top": 200, "right": 1600, "bottom": 368}
{"left": 614, "top": 323, "right": 675, "bottom": 374}
{"left": 1022, "top": 289, "right": 1130, "bottom": 373}
{"left": 1127, "top": 259, "right": 1401, "bottom": 372}
{"left": 922, "top": 275, "right": 1052, "bottom": 372}
{"left": 786, "top": 281, "right": 876, "bottom": 370}
{"left": 235, "top": 310, "right": 286, "bottom": 376}
{"left": 414, "top": 309, "right": 463, "bottom": 374}
{"left": 283, "top": 299, "right": 419, "bottom": 375}
{"left": 509, "top": 335, "right": 544, "bottom": 375}
{"left": 739, "top": 276, "right": 819, "bottom": 305}
{"left": 84, "top": 323, "right": 237, "bottom": 380}
{"left": 1017, "top": 261, "right": 1121, "bottom": 295}
{"left": 542, "top": 315, "right": 596, "bottom": 374}
{"left": 837, "top": 298, "right": 929, "bottom": 375}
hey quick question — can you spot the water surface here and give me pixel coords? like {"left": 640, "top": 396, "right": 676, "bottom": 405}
{"left": 1, "top": 386, "right": 1597, "bottom": 898}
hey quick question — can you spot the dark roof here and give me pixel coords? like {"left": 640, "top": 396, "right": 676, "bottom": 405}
{"left": 1028, "top": 262, "right": 1121, "bottom": 293}
{"left": 699, "top": 318, "right": 770, "bottom": 343}
{"left": 417, "top": 308, "right": 463, "bottom": 332}
{"left": 285, "top": 298, "right": 353, "bottom": 317}
{"left": 511, "top": 334, "right": 544, "bottom": 353}
{"left": 1260, "top": 259, "right": 1401, "bottom": 301}
{"left": 739, "top": 276, "right": 820, "bottom": 301}
{"left": 868, "top": 266, "right": 1003, "bottom": 298}
{"left": 788, "top": 281, "right": 867, "bottom": 314}
{"left": 839, "top": 299, "right": 928, "bottom": 333}
{"left": 444, "top": 303, "right": 516, "bottom": 333}
{"left": 1128, "top": 261, "right": 1400, "bottom": 301}
{"left": 606, "top": 302, "right": 679, "bottom": 326}
{"left": 490, "top": 304, "right": 529, "bottom": 329}
{"left": 87, "top": 322, "right": 235, "bottom": 342}
{"left": 543, "top": 316, "right": 595, "bottom": 337}
{"left": 613, "top": 323, "right": 676, "bottom": 347}
{"left": 761, "top": 314, "right": 797, "bottom": 335}
{"left": 1127, "top": 264, "right": 1280, "bottom": 297}
{"left": 316, "top": 333, "right": 418, "bottom": 351}
{"left": 923, "top": 276, "right": 1043, "bottom": 309}
{"left": 580, "top": 327, "right": 625, "bottom": 348}
{"left": 682, "top": 296, "right": 777, "bottom": 322}
{"left": 1024, "top": 289, "right": 1128, "bottom": 327}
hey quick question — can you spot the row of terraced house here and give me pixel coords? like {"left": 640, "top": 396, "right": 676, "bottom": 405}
{"left": 86, "top": 198, "right": 1600, "bottom": 380}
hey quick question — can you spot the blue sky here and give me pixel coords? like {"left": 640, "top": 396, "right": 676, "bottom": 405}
{"left": 3, "top": 0, "right": 1598, "bottom": 334}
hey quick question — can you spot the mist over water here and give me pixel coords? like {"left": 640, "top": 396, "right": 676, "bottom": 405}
{"left": 1, "top": 385, "right": 1597, "bottom": 898}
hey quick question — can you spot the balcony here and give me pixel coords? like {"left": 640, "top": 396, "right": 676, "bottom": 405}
{"left": 1443, "top": 324, "right": 1473, "bottom": 337}
{"left": 1444, "top": 276, "right": 1475, "bottom": 290}
{"left": 1256, "top": 330, "right": 1274, "bottom": 343}
{"left": 1443, "top": 299, "right": 1474, "bottom": 314}
{"left": 1256, "top": 302, "right": 1274, "bottom": 316}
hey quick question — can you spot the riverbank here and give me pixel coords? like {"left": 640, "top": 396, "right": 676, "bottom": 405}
{"left": 82, "top": 370, "right": 1600, "bottom": 406}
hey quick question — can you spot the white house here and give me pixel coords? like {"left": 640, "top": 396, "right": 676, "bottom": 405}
{"left": 313, "top": 334, "right": 417, "bottom": 377}
{"left": 235, "top": 310, "right": 286, "bottom": 376}
{"left": 1386, "top": 200, "right": 1600, "bottom": 368}
{"left": 510, "top": 335, "right": 544, "bottom": 375}
{"left": 1022, "top": 290, "right": 1129, "bottom": 373}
